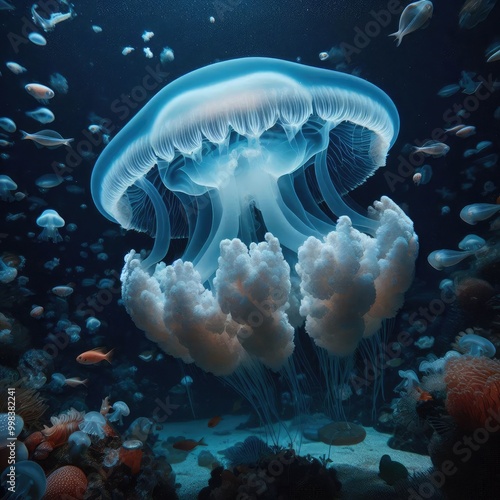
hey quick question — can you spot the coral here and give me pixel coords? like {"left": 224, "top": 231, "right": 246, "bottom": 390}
{"left": 0, "top": 378, "right": 48, "bottom": 426}
{"left": 44, "top": 465, "right": 87, "bottom": 499}
{"left": 219, "top": 436, "right": 272, "bottom": 467}
{"left": 445, "top": 355, "right": 500, "bottom": 429}
{"left": 26, "top": 407, "right": 84, "bottom": 459}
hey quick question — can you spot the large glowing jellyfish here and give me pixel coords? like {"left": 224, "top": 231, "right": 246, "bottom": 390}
{"left": 92, "top": 57, "right": 400, "bottom": 281}
{"left": 91, "top": 59, "right": 417, "bottom": 418}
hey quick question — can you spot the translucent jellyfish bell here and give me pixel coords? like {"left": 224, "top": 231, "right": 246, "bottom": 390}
{"left": 460, "top": 203, "right": 500, "bottom": 224}
{"left": 91, "top": 57, "right": 399, "bottom": 282}
{"left": 427, "top": 249, "right": 473, "bottom": 270}
{"left": 36, "top": 208, "right": 65, "bottom": 242}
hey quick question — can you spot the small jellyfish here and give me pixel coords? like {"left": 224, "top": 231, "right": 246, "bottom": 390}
{"left": 28, "top": 32, "right": 47, "bottom": 46}
{"left": 36, "top": 208, "right": 65, "bottom": 242}
{"left": 319, "top": 52, "right": 329, "bottom": 61}
{"left": 160, "top": 46, "right": 174, "bottom": 64}
{"left": 86, "top": 317, "right": 101, "bottom": 332}
{"left": 122, "top": 47, "right": 135, "bottom": 55}
{"left": 457, "top": 234, "right": 485, "bottom": 251}
{"left": 440, "top": 205, "right": 450, "bottom": 215}
{"left": 414, "top": 164, "right": 432, "bottom": 185}
{"left": 482, "top": 180, "right": 496, "bottom": 196}
{"left": 92, "top": 25, "right": 103, "bottom": 33}
{"left": 142, "top": 30, "right": 154, "bottom": 42}
{"left": 143, "top": 47, "right": 153, "bottom": 59}
{"left": 49, "top": 72, "right": 68, "bottom": 94}
{"left": 66, "top": 223, "right": 78, "bottom": 232}
{"left": 52, "top": 285, "right": 74, "bottom": 297}
{"left": 35, "top": 173, "right": 64, "bottom": 190}
{"left": 0, "top": 175, "right": 17, "bottom": 201}
{"left": 412, "top": 172, "right": 422, "bottom": 185}
{"left": 209, "top": 16, "right": 215, "bottom": 23}
{"left": 460, "top": 203, "right": 500, "bottom": 224}
{"left": 427, "top": 249, "right": 473, "bottom": 270}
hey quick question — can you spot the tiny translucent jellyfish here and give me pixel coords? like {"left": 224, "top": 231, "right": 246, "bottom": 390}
{"left": 65, "top": 324, "right": 81, "bottom": 342}
{"left": 440, "top": 205, "right": 450, "bottom": 215}
{"left": 30, "top": 305, "right": 44, "bottom": 318}
{"left": 143, "top": 47, "right": 153, "bottom": 59}
{"left": 427, "top": 249, "right": 473, "bottom": 270}
{"left": 482, "top": 181, "right": 496, "bottom": 196}
{"left": 0, "top": 175, "right": 17, "bottom": 201}
{"left": 412, "top": 172, "right": 422, "bottom": 185}
{"left": 52, "top": 285, "right": 74, "bottom": 297}
{"left": 0, "top": 255, "right": 16, "bottom": 283}
{"left": 66, "top": 223, "right": 78, "bottom": 232}
{"left": 122, "top": 46, "right": 134, "bottom": 55}
{"left": 108, "top": 401, "right": 130, "bottom": 424}
{"left": 78, "top": 411, "right": 107, "bottom": 439}
{"left": 35, "top": 173, "right": 64, "bottom": 190}
{"left": 0, "top": 117, "right": 16, "bottom": 132}
{"left": 458, "top": 234, "right": 485, "bottom": 251}
{"left": 44, "top": 257, "right": 60, "bottom": 269}
{"left": 36, "top": 209, "right": 65, "bottom": 242}
{"left": 51, "top": 372, "right": 66, "bottom": 388}
{"left": 28, "top": 32, "right": 47, "bottom": 46}
{"left": 92, "top": 25, "right": 102, "bottom": 33}
{"left": 209, "top": 16, "right": 215, "bottom": 23}
{"left": 86, "top": 316, "right": 101, "bottom": 332}
{"left": 460, "top": 203, "right": 500, "bottom": 224}
{"left": 180, "top": 375, "right": 193, "bottom": 386}
{"left": 142, "top": 30, "right": 154, "bottom": 42}
{"left": 25, "top": 107, "right": 55, "bottom": 124}
{"left": 319, "top": 51, "right": 329, "bottom": 61}
{"left": 459, "top": 333, "right": 496, "bottom": 357}
{"left": 49, "top": 72, "right": 68, "bottom": 94}
{"left": 97, "top": 252, "right": 108, "bottom": 261}
{"left": 160, "top": 46, "right": 174, "bottom": 64}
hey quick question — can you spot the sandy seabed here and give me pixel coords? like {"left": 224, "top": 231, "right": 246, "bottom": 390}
{"left": 154, "top": 414, "right": 432, "bottom": 499}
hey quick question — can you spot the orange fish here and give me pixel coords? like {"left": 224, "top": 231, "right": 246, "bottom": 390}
{"left": 172, "top": 437, "right": 207, "bottom": 452}
{"left": 416, "top": 387, "right": 433, "bottom": 401}
{"left": 64, "top": 377, "right": 88, "bottom": 387}
{"left": 76, "top": 347, "right": 114, "bottom": 365}
{"left": 208, "top": 416, "right": 222, "bottom": 428}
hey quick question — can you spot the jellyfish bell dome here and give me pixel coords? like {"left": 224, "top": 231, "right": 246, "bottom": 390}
{"left": 91, "top": 57, "right": 399, "bottom": 282}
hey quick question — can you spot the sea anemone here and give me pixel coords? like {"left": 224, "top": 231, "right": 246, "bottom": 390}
{"left": 445, "top": 355, "right": 500, "bottom": 429}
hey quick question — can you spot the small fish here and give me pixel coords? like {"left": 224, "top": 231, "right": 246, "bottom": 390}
{"left": 20, "top": 129, "right": 73, "bottom": 148}
{"left": 413, "top": 140, "right": 449, "bottom": 157}
{"left": 76, "top": 347, "right": 114, "bottom": 365}
{"left": 25, "top": 83, "right": 55, "bottom": 103}
{"left": 389, "top": 0, "right": 433, "bottom": 47}
{"left": 444, "top": 124, "right": 465, "bottom": 134}
{"left": 415, "top": 387, "right": 433, "bottom": 401}
{"left": 455, "top": 125, "right": 476, "bottom": 138}
{"left": 172, "top": 437, "right": 207, "bottom": 452}
{"left": 6, "top": 62, "right": 27, "bottom": 74}
{"left": 487, "top": 48, "right": 500, "bottom": 63}
{"left": 64, "top": 377, "right": 88, "bottom": 387}
{"left": 208, "top": 416, "right": 222, "bottom": 428}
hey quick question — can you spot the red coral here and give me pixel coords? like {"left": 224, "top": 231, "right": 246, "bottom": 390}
{"left": 43, "top": 465, "right": 87, "bottom": 499}
{"left": 445, "top": 356, "right": 500, "bottom": 429}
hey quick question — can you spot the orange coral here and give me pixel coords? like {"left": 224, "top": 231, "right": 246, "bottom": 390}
{"left": 445, "top": 356, "right": 500, "bottom": 429}
{"left": 44, "top": 465, "right": 88, "bottom": 499}
{"left": 26, "top": 407, "right": 84, "bottom": 459}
